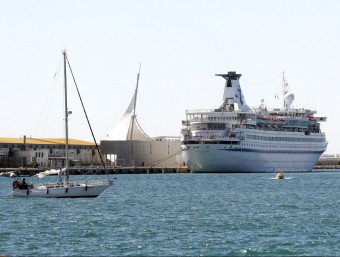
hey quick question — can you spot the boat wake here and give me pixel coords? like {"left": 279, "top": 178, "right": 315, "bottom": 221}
{"left": 269, "top": 177, "right": 293, "bottom": 180}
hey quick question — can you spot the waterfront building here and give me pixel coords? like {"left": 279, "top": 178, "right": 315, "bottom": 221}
{"left": 0, "top": 136, "right": 101, "bottom": 168}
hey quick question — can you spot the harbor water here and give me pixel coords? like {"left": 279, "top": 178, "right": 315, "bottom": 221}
{"left": 0, "top": 171, "right": 339, "bottom": 256}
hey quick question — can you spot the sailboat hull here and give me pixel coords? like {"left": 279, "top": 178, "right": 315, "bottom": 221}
{"left": 12, "top": 180, "right": 112, "bottom": 198}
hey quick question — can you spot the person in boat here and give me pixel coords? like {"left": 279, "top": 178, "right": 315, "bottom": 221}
{"left": 21, "top": 178, "right": 29, "bottom": 189}
{"left": 13, "top": 179, "right": 20, "bottom": 189}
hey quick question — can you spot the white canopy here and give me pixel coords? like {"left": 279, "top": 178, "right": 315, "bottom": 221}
{"left": 106, "top": 86, "right": 152, "bottom": 141}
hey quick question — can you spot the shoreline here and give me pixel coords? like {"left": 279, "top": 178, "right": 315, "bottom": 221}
{"left": 1, "top": 166, "right": 340, "bottom": 177}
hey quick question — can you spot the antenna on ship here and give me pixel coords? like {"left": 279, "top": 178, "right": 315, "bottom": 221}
{"left": 282, "top": 71, "right": 289, "bottom": 96}
{"left": 275, "top": 71, "right": 290, "bottom": 108}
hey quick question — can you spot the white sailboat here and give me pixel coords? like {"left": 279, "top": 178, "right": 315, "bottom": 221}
{"left": 12, "top": 50, "right": 113, "bottom": 198}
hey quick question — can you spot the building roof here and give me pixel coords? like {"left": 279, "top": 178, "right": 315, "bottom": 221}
{"left": 0, "top": 137, "right": 95, "bottom": 146}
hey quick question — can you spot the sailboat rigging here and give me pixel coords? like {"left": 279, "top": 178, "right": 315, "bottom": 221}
{"left": 12, "top": 50, "right": 113, "bottom": 198}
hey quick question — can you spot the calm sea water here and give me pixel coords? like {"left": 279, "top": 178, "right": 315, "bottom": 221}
{"left": 0, "top": 171, "right": 339, "bottom": 256}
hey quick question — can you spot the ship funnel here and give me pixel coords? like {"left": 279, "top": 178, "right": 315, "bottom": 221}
{"left": 216, "top": 71, "right": 250, "bottom": 111}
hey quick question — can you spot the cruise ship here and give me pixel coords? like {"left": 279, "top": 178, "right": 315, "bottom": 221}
{"left": 181, "top": 71, "right": 327, "bottom": 173}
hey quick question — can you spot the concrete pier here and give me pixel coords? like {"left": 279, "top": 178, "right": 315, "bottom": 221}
{"left": 0, "top": 166, "right": 190, "bottom": 177}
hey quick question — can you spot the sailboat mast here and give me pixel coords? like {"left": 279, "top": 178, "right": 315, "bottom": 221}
{"left": 129, "top": 63, "right": 141, "bottom": 141}
{"left": 63, "top": 50, "right": 69, "bottom": 183}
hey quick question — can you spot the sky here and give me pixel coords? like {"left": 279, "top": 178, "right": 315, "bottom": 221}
{"left": 1, "top": 0, "right": 340, "bottom": 154}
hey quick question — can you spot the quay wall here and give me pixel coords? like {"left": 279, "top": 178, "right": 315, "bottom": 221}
{"left": 0, "top": 166, "right": 190, "bottom": 177}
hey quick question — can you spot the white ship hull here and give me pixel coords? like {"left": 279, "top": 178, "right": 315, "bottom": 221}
{"left": 182, "top": 145, "right": 325, "bottom": 173}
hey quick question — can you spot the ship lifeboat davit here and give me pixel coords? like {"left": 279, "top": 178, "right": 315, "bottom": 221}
{"left": 276, "top": 172, "right": 285, "bottom": 179}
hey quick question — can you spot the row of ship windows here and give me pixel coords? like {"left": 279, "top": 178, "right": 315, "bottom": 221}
{"left": 246, "top": 135, "right": 325, "bottom": 142}
{"left": 188, "top": 115, "right": 240, "bottom": 121}
{"left": 241, "top": 143, "right": 323, "bottom": 149}
{"left": 208, "top": 116, "right": 238, "bottom": 121}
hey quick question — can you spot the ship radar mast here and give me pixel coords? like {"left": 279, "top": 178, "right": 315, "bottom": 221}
{"left": 280, "top": 71, "right": 295, "bottom": 111}
{"left": 282, "top": 71, "right": 289, "bottom": 95}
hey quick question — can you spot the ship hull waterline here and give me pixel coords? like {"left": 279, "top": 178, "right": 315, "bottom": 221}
{"left": 182, "top": 145, "right": 324, "bottom": 173}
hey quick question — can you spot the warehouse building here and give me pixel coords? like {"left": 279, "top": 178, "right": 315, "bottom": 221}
{"left": 0, "top": 136, "right": 101, "bottom": 168}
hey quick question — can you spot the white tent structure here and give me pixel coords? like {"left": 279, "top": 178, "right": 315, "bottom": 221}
{"left": 102, "top": 67, "right": 182, "bottom": 168}
{"left": 106, "top": 66, "right": 153, "bottom": 142}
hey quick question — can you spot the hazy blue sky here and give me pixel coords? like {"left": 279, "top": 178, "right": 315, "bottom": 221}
{"left": 1, "top": 0, "right": 340, "bottom": 153}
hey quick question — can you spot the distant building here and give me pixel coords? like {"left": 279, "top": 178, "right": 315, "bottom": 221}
{"left": 101, "top": 138, "right": 182, "bottom": 168}
{"left": 315, "top": 152, "right": 340, "bottom": 167}
{"left": 100, "top": 71, "right": 182, "bottom": 168}
{"left": 0, "top": 136, "right": 101, "bottom": 168}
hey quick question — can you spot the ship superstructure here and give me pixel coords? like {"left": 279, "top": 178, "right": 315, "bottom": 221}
{"left": 181, "top": 71, "right": 327, "bottom": 172}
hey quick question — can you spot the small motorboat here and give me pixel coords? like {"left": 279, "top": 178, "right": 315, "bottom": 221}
{"left": 276, "top": 172, "right": 285, "bottom": 179}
